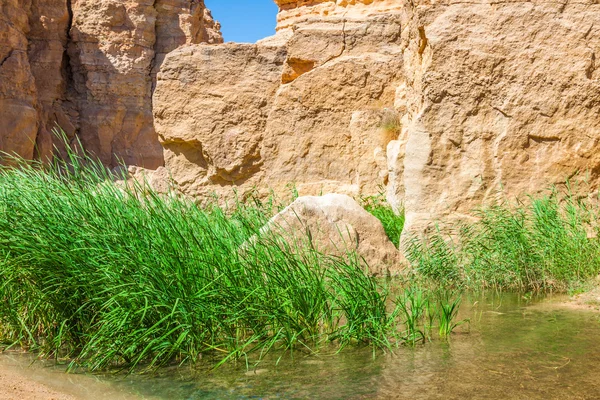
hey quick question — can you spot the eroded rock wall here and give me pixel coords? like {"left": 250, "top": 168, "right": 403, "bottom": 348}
{"left": 155, "top": 43, "right": 287, "bottom": 197}
{"left": 0, "top": 0, "right": 222, "bottom": 167}
{"left": 275, "top": 0, "right": 403, "bottom": 31}
{"left": 397, "top": 0, "right": 600, "bottom": 240}
{"left": 6, "top": 0, "right": 600, "bottom": 248}
{"left": 0, "top": 0, "right": 39, "bottom": 159}
{"left": 155, "top": 0, "right": 600, "bottom": 244}
{"left": 154, "top": 0, "right": 405, "bottom": 199}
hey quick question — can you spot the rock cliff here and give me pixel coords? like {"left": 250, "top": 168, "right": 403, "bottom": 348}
{"left": 154, "top": 0, "right": 600, "bottom": 243}
{"left": 397, "top": 0, "right": 600, "bottom": 240}
{"left": 0, "top": 0, "right": 222, "bottom": 167}
{"left": 0, "top": 0, "right": 39, "bottom": 159}
{"left": 3, "top": 0, "right": 600, "bottom": 251}
{"left": 153, "top": 0, "right": 404, "bottom": 199}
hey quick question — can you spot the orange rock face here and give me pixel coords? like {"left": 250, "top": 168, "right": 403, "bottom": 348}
{"left": 0, "top": 0, "right": 222, "bottom": 167}
{"left": 153, "top": 0, "right": 405, "bottom": 200}
{"left": 0, "top": 0, "right": 39, "bottom": 159}
{"left": 274, "top": 0, "right": 402, "bottom": 31}
{"left": 397, "top": 0, "right": 600, "bottom": 242}
{"left": 154, "top": 0, "right": 600, "bottom": 246}
{"left": 4, "top": 0, "right": 600, "bottom": 248}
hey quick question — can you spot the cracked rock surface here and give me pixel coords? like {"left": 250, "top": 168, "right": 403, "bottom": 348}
{"left": 398, "top": 0, "right": 600, "bottom": 242}
{"left": 0, "top": 0, "right": 222, "bottom": 167}
{"left": 153, "top": 0, "right": 405, "bottom": 200}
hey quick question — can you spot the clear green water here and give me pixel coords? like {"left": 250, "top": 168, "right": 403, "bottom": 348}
{"left": 3, "top": 293, "right": 600, "bottom": 399}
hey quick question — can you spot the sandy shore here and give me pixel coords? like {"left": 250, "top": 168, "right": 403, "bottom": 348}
{"left": 526, "top": 282, "right": 600, "bottom": 313}
{"left": 0, "top": 353, "right": 145, "bottom": 400}
{"left": 0, "top": 363, "right": 76, "bottom": 400}
{"left": 564, "top": 286, "right": 600, "bottom": 311}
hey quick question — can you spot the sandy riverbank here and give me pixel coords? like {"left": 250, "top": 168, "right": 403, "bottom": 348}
{"left": 0, "top": 353, "right": 144, "bottom": 400}
{"left": 0, "top": 363, "right": 76, "bottom": 400}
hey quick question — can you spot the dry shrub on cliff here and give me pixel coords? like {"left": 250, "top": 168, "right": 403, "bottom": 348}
{"left": 379, "top": 108, "right": 402, "bottom": 145}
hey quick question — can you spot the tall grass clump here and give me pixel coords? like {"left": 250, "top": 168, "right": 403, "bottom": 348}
{"left": 406, "top": 191, "right": 600, "bottom": 291}
{"left": 0, "top": 141, "right": 464, "bottom": 372}
{"left": 361, "top": 193, "right": 404, "bottom": 248}
{"left": 394, "top": 287, "right": 468, "bottom": 345}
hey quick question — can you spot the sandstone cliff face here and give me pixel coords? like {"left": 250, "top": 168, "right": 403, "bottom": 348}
{"left": 155, "top": 0, "right": 600, "bottom": 247}
{"left": 275, "top": 0, "right": 402, "bottom": 31}
{"left": 0, "top": 0, "right": 39, "bottom": 159}
{"left": 154, "top": 0, "right": 405, "bottom": 200}
{"left": 396, "top": 0, "right": 600, "bottom": 240}
{"left": 155, "top": 43, "right": 287, "bottom": 196}
{"left": 0, "top": 0, "right": 222, "bottom": 167}
{"left": 5, "top": 0, "right": 600, "bottom": 252}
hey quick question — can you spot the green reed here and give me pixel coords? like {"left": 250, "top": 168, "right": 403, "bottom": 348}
{"left": 361, "top": 193, "right": 405, "bottom": 248}
{"left": 0, "top": 143, "right": 462, "bottom": 372}
{"left": 406, "top": 191, "right": 600, "bottom": 291}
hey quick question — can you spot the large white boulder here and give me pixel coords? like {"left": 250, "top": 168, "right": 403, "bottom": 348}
{"left": 260, "top": 194, "right": 402, "bottom": 276}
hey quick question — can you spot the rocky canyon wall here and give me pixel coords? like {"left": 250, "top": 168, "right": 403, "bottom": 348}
{"left": 154, "top": 0, "right": 600, "bottom": 240}
{"left": 3, "top": 0, "right": 600, "bottom": 246}
{"left": 0, "top": 0, "right": 222, "bottom": 167}
{"left": 153, "top": 0, "right": 405, "bottom": 199}
{"left": 397, "top": 0, "right": 600, "bottom": 239}
{"left": 153, "top": 0, "right": 600, "bottom": 236}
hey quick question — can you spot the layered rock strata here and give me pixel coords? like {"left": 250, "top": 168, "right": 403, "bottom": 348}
{"left": 0, "top": 0, "right": 222, "bottom": 167}
{"left": 153, "top": 0, "right": 405, "bottom": 200}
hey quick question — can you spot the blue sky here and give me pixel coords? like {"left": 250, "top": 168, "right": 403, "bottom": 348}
{"left": 205, "top": 0, "right": 279, "bottom": 43}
